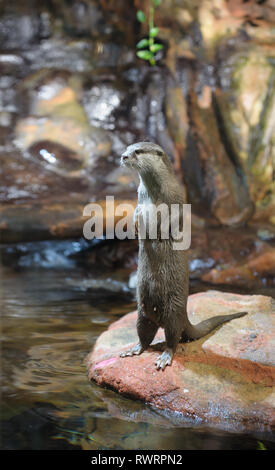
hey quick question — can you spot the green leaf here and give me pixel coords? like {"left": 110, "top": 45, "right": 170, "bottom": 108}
{"left": 137, "top": 50, "right": 154, "bottom": 61}
{"left": 150, "top": 43, "right": 164, "bottom": 53}
{"left": 136, "top": 10, "right": 146, "bottom": 23}
{"left": 153, "top": 0, "right": 162, "bottom": 6}
{"left": 149, "top": 27, "right": 159, "bottom": 37}
{"left": 136, "top": 38, "right": 150, "bottom": 49}
{"left": 257, "top": 441, "right": 266, "bottom": 450}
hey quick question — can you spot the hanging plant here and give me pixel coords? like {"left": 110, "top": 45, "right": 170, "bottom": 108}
{"left": 136, "top": 0, "right": 163, "bottom": 66}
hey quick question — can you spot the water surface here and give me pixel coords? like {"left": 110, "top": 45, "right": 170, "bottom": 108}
{"left": 1, "top": 255, "right": 274, "bottom": 450}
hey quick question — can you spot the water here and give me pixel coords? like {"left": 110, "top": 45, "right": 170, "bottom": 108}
{"left": 1, "top": 259, "right": 274, "bottom": 450}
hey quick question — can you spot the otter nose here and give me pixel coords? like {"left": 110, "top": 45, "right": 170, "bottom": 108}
{"left": 121, "top": 152, "right": 129, "bottom": 161}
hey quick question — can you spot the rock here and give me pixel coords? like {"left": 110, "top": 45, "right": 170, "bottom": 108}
{"left": 0, "top": 0, "right": 274, "bottom": 245}
{"left": 87, "top": 291, "right": 275, "bottom": 431}
{"left": 0, "top": 53, "right": 25, "bottom": 76}
{"left": 83, "top": 239, "right": 138, "bottom": 271}
{"left": 215, "top": 45, "right": 275, "bottom": 221}
{"left": 0, "top": 66, "right": 141, "bottom": 241}
{"left": 188, "top": 224, "right": 275, "bottom": 289}
{"left": 15, "top": 116, "right": 111, "bottom": 168}
{"left": 82, "top": 223, "right": 275, "bottom": 290}
{"left": 149, "top": 0, "right": 275, "bottom": 49}
{"left": 202, "top": 246, "right": 275, "bottom": 287}
{"left": 15, "top": 71, "right": 112, "bottom": 167}
{"left": 198, "top": 0, "right": 243, "bottom": 47}
{"left": 164, "top": 82, "right": 189, "bottom": 186}
{"left": 56, "top": 0, "right": 110, "bottom": 38}
{"left": 197, "top": 0, "right": 275, "bottom": 47}
{"left": 82, "top": 78, "right": 129, "bottom": 130}
{"left": 28, "top": 140, "right": 85, "bottom": 172}
{"left": 226, "top": 0, "right": 275, "bottom": 34}
{"left": 188, "top": 89, "right": 254, "bottom": 225}
{"left": 0, "top": 11, "right": 40, "bottom": 49}
{"left": 136, "top": 0, "right": 274, "bottom": 223}
{"left": 52, "top": 0, "right": 138, "bottom": 45}
{"left": 0, "top": 196, "right": 136, "bottom": 243}
{"left": 22, "top": 38, "right": 95, "bottom": 73}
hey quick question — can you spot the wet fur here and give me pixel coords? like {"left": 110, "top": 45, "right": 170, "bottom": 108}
{"left": 120, "top": 142, "right": 247, "bottom": 370}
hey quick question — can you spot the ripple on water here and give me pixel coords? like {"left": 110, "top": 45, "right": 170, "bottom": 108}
{"left": 1, "top": 265, "right": 274, "bottom": 450}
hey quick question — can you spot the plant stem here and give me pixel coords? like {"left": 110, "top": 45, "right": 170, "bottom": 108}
{"left": 149, "top": 0, "right": 155, "bottom": 65}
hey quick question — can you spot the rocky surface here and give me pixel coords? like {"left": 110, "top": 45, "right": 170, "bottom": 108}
{"left": 190, "top": 225, "right": 275, "bottom": 289}
{"left": 1, "top": 216, "right": 274, "bottom": 291}
{"left": 0, "top": 0, "right": 274, "bottom": 287}
{"left": 87, "top": 291, "right": 275, "bottom": 431}
{"left": 215, "top": 44, "right": 275, "bottom": 220}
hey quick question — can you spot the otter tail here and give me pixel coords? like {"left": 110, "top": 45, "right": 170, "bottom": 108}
{"left": 182, "top": 311, "right": 247, "bottom": 342}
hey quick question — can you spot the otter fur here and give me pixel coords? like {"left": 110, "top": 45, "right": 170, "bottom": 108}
{"left": 120, "top": 142, "right": 247, "bottom": 370}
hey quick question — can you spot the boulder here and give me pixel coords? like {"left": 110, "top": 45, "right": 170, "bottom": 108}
{"left": 0, "top": 196, "right": 136, "bottom": 243}
{"left": 0, "top": 68, "right": 138, "bottom": 242}
{"left": 187, "top": 89, "right": 254, "bottom": 225}
{"left": 202, "top": 246, "right": 275, "bottom": 287}
{"left": 87, "top": 291, "right": 275, "bottom": 431}
{"left": 0, "top": 0, "right": 274, "bottom": 243}
{"left": 15, "top": 70, "right": 112, "bottom": 166}
{"left": 215, "top": 44, "right": 275, "bottom": 222}
{"left": 189, "top": 224, "right": 275, "bottom": 289}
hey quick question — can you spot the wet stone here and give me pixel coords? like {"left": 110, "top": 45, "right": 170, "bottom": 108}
{"left": 0, "top": 54, "right": 25, "bottom": 76}
{"left": 0, "top": 149, "right": 89, "bottom": 204}
{"left": 83, "top": 82, "right": 127, "bottom": 129}
{"left": 87, "top": 291, "right": 275, "bottom": 432}
{"left": 0, "top": 13, "right": 40, "bottom": 49}
{"left": 28, "top": 140, "right": 85, "bottom": 172}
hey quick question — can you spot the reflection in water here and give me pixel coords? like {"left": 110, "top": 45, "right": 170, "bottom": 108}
{"left": 1, "top": 264, "right": 274, "bottom": 450}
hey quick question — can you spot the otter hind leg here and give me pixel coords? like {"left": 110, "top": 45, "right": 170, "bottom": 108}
{"left": 120, "top": 314, "right": 158, "bottom": 359}
{"left": 155, "top": 319, "right": 182, "bottom": 370}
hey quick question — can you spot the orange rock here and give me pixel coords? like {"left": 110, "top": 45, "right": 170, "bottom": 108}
{"left": 203, "top": 247, "right": 275, "bottom": 285}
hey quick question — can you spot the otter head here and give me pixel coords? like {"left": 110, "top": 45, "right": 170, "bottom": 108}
{"left": 120, "top": 142, "right": 172, "bottom": 175}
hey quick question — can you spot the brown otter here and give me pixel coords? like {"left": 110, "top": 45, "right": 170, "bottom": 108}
{"left": 120, "top": 142, "right": 247, "bottom": 370}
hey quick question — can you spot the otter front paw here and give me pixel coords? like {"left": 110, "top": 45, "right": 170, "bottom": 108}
{"left": 155, "top": 349, "right": 173, "bottom": 370}
{"left": 120, "top": 343, "right": 144, "bottom": 357}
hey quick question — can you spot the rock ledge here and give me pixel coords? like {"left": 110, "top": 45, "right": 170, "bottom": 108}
{"left": 87, "top": 291, "right": 275, "bottom": 430}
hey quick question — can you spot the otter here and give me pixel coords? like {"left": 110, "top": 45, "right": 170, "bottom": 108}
{"left": 120, "top": 142, "right": 247, "bottom": 370}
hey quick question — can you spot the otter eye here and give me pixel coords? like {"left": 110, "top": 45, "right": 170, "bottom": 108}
{"left": 135, "top": 149, "right": 142, "bottom": 156}
{"left": 156, "top": 150, "right": 163, "bottom": 156}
